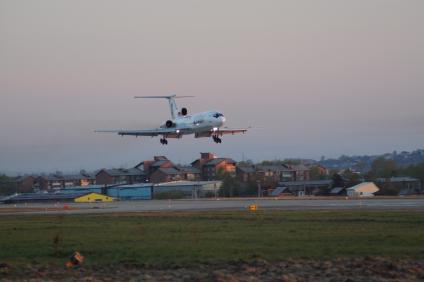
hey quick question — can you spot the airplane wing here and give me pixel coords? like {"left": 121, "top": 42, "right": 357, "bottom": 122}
{"left": 215, "top": 128, "right": 248, "bottom": 136}
{"left": 95, "top": 128, "right": 184, "bottom": 137}
{"left": 194, "top": 128, "right": 248, "bottom": 138}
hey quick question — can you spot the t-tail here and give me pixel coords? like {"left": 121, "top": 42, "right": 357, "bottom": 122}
{"left": 134, "top": 95, "right": 194, "bottom": 119}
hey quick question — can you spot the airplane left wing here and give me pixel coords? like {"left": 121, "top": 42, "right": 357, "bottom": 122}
{"left": 194, "top": 128, "right": 247, "bottom": 138}
{"left": 215, "top": 128, "right": 248, "bottom": 136}
{"left": 95, "top": 128, "right": 184, "bottom": 137}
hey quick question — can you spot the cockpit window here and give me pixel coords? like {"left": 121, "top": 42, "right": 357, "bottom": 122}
{"left": 213, "top": 113, "right": 224, "bottom": 118}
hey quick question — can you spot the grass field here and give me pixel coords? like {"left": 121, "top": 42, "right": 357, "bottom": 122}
{"left": 1, "top": 210, "right": 424, "bottom": 267}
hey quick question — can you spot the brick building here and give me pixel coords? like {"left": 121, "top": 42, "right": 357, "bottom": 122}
{"left": 95, "top": 168, "right": 145, "bottom": 185}
{"left": 236, "top": 164, "right": 313, "bottom": 189}
{"left": 150, "top": 168, "right": 183, "bottom": 183}
{"left": 192, "top": 153, "right": 236, "bottom": 181}
{"left": 14, "top": 175, "right": 39, "bottom": 193}
{"left": 39, "top": 172, "right": 96, "bottom": 190}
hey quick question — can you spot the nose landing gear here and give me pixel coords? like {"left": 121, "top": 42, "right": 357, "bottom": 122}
{"left": 213, "top": 136, "right": 222, "bottom": 144}
{"left": 160, "top": 138, "right": 168, "bottom": 145}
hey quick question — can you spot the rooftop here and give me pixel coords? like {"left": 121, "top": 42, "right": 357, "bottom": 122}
{"left": 204, "top": 158, "right": 236, "bottom": 166}
{"left": 98, "top": 168, "right": 144, "bottom": 177}
{"left": 157, "top": 167, "right": 181, "bottom": 175}
{"left": 279, "top": 180, "right": 333, "bottom": 186}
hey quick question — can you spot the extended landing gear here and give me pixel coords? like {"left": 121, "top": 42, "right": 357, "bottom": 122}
{"left": 160, "top": 138, "right": 168, "bottom": 145}
{"left": 213, "top": 136, "right": 222, "bottom": 144}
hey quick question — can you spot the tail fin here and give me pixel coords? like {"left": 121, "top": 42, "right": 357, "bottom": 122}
{"left": 134, "top": 95, "right": 194, "bottom": 119}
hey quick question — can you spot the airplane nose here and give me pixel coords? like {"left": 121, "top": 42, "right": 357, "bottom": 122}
{"left": 221, "top": 116, "right": 226, "bottom": 125}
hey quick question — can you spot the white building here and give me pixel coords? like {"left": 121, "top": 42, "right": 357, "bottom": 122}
{"left": 347, "top": 182, "right": 379, "bottom": 197}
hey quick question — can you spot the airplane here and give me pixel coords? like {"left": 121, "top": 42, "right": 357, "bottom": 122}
{"left": 96, "top": 95, "right": 247, "bottom": 145}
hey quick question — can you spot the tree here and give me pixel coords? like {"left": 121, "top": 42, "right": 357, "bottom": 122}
{"left": 399, "top": 162, "right": 424, "bottom": 183}
{"left": 0, "top": 175, "right": 17, "bottom": 196}
{"left": 219, "top": 172, "right": 240, "bottom": 197}
{"left": 353, "top": 161, "right": 368, "bottom": 173}
{"left": 343, "top": 169, "right": 361, "bottom": 187}
{"left": 237, "top": 159, "right": 254, "bottom": 166}
{"left": 332, "top": 173, "right": 345, "bottom": 188}
{"left": 309, "top": 166, "right": 328, "bottom": 180}
{"left": 369, "top": 157, "right": 398, "bottom": 178}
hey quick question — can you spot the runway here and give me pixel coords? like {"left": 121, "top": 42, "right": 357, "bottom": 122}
{"left": 1, "top": 197, "right": 424, "bottom": 215}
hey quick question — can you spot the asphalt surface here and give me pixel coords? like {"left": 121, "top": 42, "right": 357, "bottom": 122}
{"left": 1, "top": 197, "right": 424, "bottom": 215}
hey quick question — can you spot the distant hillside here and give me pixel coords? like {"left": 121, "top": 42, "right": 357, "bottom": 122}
{"left": 319, "top": 149, "right": 424, "bottom": 172}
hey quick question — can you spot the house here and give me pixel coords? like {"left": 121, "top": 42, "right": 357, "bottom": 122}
{"left": 254, "top": 165, "right": 296, "bottom": 186}
{"left": 191, "top": 153, "right": 217, "bottom": 169}
{"left": 346, "top": 182, "right": 379, "bottom": 197}
{"left": 202, "top": 158, "right": 236, "bottom": 180}
{"left": 288, "top": 164, "right": 311, "bottom": 181}
{"left": 13, "top": 175, "right": 39, "bottom": 193}
{"left": 236, "top": 163, "right": 313, "bottom": 188}
{"left": 236, "top": 166, "right": 256, "bottom": 183}
{"left": 192, "top": 153, "right": 236, "bottom": 180}
{"left": 376, "top": 177, "right": 422, "bottom": 195}
{"left": 307, "top": 164, "right": 330, "bottom": 178}
{"left": 38, "top": 172, "right": 96, "bottom": 190}
{"left": 95, "top": 168, "right": 145, "bottom": 185}
{"left": 136, "top": 156, "right": 175, "bottom": 180}
{"left": 150, "top": 167, "right": 183, "bottom": 183}
{"left": 177, "top": 166, "right": 201, "bottom": 181}
{"left": 135, "top": 156, "right": 202, "bottom": 183}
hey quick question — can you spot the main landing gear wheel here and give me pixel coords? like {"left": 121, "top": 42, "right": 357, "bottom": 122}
{"left": 213, "top": 136, "right": 222, "bottom": 144}
{"left": 160, "top": 138, "right": 168, "bottom": 145}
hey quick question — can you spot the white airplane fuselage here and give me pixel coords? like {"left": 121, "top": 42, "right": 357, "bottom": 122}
{"left": 161, "top": 110, "right": 226, "bottom": 136}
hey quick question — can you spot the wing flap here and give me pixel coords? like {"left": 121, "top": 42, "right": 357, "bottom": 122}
{"left": 215, "top": 129, "right": 247, "bottom": 136}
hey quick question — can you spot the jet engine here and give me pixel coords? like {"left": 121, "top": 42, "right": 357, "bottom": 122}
{"left": 165, "top": 120, "right": 175, "bottom": 128}
{"left": 181, "top": 107, "right": 188, "bottom": 116}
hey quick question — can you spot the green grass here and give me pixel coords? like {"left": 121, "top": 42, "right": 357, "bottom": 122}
{"left": 1, "top": 210, "right": 424, "bottom": 266}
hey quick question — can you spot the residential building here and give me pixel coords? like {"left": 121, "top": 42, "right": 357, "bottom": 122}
{"left": 236, "top": 163, "right": 313, "bottom": 188}
{"left": 236, "top": 166, "right": 256, "bottom": 183}
{"left": 13, "top": 175, "right": 39, "bottom": 193}
{"left": 192, "top": 153, "right": 236, "bottom": 180}
{"left": 39, "top": 172, "right": 96, "bottom": 190}
{"left": 254, "top": 165, "right": 296, "bottom": 186}
{"left": 288, "top": 164, "right": 311, "bottom": 181}
{"left": 135, "top": 156, "right": 176, "bottom": 181}
{"left": 150, "top": 167, "right": 183, "bottom": 183}
{"left": 177, "top": 166, "right": 201, "bottom": 181}
{"left": 95, "top": 168, "right": 145, "bottom": 185}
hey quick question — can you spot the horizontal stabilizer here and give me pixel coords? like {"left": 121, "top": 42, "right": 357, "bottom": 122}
{"left": 134, "top": 94, "right": 194, "bottom": 119}
{"left": 134, "top": 95, "right": 194, "bottom": 99}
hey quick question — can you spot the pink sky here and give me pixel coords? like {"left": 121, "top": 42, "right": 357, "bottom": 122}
{"left": 1, "top": 0, "right": 423, "bottom": 173}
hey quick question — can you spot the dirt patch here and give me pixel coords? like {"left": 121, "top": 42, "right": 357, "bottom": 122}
{"left": 1, "top": 257, "right": 423, "bottom": 281}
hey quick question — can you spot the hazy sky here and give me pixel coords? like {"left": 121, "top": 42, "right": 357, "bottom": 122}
{"left": 1, "top": 0, "right": 423, "bottom": 174}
